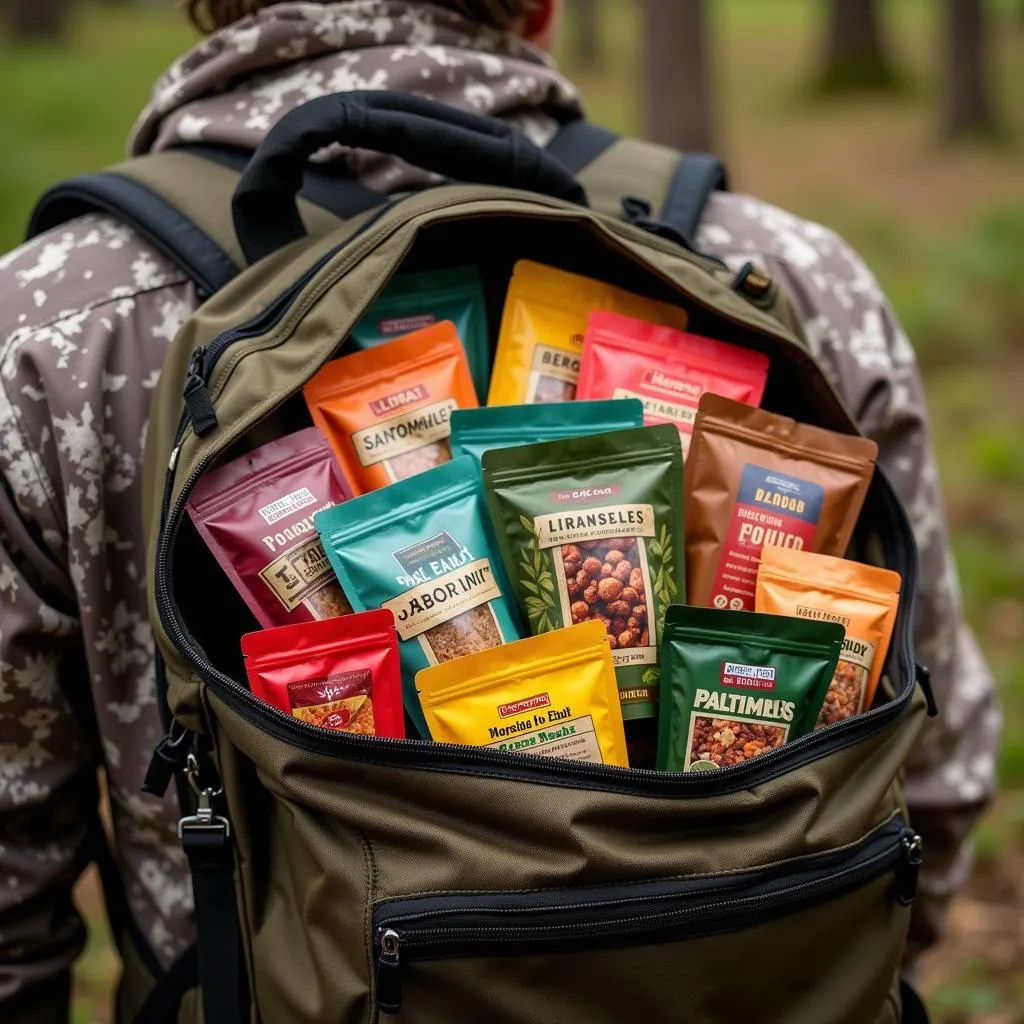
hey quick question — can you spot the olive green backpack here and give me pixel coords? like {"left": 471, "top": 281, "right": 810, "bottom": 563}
{"left": 31, "top": 92, "right": 935, "bottom": 1024}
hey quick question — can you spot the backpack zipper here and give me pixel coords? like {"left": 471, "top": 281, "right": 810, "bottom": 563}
{"left": 372, "top": 819, "right": 920, "bottom": 1014}
{"left": 153, "top": 195, "right": 921, "bottom": 796}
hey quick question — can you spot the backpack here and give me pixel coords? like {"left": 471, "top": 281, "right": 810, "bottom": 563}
{"left": 30, "top": 91, "right": 934, "bottom": 1024}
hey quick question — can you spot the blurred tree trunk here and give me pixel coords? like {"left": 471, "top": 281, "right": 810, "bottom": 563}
{"left": 643, "top": 0, "right": 712, "bottom": 151}
{"left": 5, "top": 0, "right": 68, "bottom": 39}
{"left": 566, "top": 0, "right": 602, "bottom": 67}
{"left": 817, "top": 0, "right": 898, "bottom": 93}
{"left": 944, "top": 0, "right": 999, "bottom": 138}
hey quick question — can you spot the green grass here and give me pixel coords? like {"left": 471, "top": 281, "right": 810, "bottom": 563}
{"left": 1, "top": 2, "right": 1021, "bottom": 1021}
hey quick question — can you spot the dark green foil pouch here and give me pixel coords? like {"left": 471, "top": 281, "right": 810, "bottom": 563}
{"left": 450, "top": 398, "right": 644, "bottom": 470}
{"left": 483, "top": 424, "right": 684, "bottom": 721}
{"left": 315, "top": 456, "right": 522, "bottom": 739}
{"left": 346, "top": 266, "right": 490, "bottom": 402}
{"left": 657, "top": 605, "right": 843, "bottom": 772}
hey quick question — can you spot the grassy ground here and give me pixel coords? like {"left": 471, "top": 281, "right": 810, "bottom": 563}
{"left": 2, "top": 1, "right": 1022, "bottom": 1021}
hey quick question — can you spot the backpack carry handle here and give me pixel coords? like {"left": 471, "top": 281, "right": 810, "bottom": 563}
{"left": 232, "top": 90, "right": 588, "bottom": 264}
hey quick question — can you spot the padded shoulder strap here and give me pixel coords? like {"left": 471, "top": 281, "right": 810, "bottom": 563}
{"left": 27, "top": 146, "right": 387, "bottom": 298}
{"left": 547, "top": 123, "right": 728, "bottom": 250}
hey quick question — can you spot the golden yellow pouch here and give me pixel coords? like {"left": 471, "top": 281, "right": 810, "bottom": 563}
{"left": 487, "top": 260, "right": 689, "bottom": 406}
{"left": 416, "top": 620, "right": 629, "bottom": 767}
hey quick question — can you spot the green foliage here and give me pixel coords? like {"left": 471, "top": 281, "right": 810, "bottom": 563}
{"left": 517, "top": 516, "right": 557, "bottom": 634}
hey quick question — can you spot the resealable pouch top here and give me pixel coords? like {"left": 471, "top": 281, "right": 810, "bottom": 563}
{"left": 449, "top": 398, "right": 644, "bottom": 469}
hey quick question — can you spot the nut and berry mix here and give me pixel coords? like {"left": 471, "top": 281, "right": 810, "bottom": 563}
{"left": 483, "top": 424, "right": 684, "bottom": 724}
{"left": 179, "top": 260, "right": 904, "bottom": 766}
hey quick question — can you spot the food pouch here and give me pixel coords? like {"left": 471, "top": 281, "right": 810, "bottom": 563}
{"left": 686, "top": 393, "right": 878, "bottom": 612}
{"left": 657, "top": 605, "right": 843, "bottom": 772}
{"left": 483, "top": 424, "right": 685, "bottom": 721}
{"left": 756, "top": 547, "right": 900, "bottom": 727}
{"left": 315, "top": 456, "right": 522, "bottom": 738}
{"left": 487, "top": 259, "right": 688, "bottom": 406}
{"left": 577, "top": 311, "right": 769, "bottom": 456}
{"left": 449, "top": 398, "right": 644, "bottom": 469}
{"left": 416, "top": 620, "right": 629, "bottom": 768}
{"left": 186, "top": 427, "right": 353, "bottom": 628}
{"left": 303, "top": 320, "right": 478, "bottom": 495}
{"left": 241, "top": 609, "right": 404, "bottom": 738}
{"left": 346, "top": 266, "right": 490, "bottom": 402}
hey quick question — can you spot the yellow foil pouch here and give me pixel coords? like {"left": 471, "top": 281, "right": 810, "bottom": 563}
{"left": 487, "top": 260, "right": 689, "bottom": 406}
{"left": 416, "top": 620, "right": 629, "bottom": 767}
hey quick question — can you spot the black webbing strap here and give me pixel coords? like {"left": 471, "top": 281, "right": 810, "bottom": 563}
{"left": 659, "top": 152, "right": 729, "bottom": 250}
{"left": 545, "top": 119, "right": 618, "bottom": 175}
{"left": 27, "top": 170, "right": 240, "bottom": 298}
{"left": 178, "top": 759, "right": 246, "bottom": 1024}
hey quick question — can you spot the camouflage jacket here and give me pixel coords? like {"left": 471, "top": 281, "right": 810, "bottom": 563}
{"left": 0, "top": 1, "right": 998, "bottom": 1017}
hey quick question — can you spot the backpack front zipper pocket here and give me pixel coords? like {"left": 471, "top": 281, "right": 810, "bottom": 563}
{"left": 372, "top": 818, "right": 921, "bottom": 1016}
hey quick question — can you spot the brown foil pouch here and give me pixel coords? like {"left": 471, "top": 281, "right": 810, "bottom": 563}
{"left": 187, "top": 428, "right": 353, "bottom": 628}
{"left": 756, "top": 547, "right": 900, "bottom": 727}
{"left": 685, "top": 394, "right": 878, "bottom": 612}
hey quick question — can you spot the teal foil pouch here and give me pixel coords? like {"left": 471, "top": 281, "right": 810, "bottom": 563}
{"left": 315, "top": 456, "right": 522, "bottom": 737}
{"left": 450, "top": 399, "right": 645, "bottom": 469}
{"left": 346, "top": 266, "right": 490, "bottom": 402}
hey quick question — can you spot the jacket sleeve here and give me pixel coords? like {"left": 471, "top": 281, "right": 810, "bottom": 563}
{"left": 746, "top": 231, "right": 1000, "bottom": 964}
{"left": 0, "top": 380, "right": 99, "bottom": 1023}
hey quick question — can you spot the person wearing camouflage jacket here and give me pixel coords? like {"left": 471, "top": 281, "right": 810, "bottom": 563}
{"left": 0, "top": 0, "right": 999, "bottom": 1019}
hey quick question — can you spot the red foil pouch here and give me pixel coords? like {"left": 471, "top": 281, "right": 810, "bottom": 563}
{"left": 241, "top": 610, "right": 404, "bottom": 738}
{"left": 187, "top": 427, "right": 353, "bottom": 628}
{"left": 577, "top": 311, "right": 770, "bottom": 456}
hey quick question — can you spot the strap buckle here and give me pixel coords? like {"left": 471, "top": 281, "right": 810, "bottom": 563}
{"left": 178, "top": 752, "right": 231, "bottom": 843}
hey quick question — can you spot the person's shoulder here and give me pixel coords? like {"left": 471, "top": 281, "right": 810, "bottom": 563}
{"left": 0, "top": 212, "right": 189, "bottom": 352}
{"left": 699, "top": 190, "right": 883, "bottom": 299}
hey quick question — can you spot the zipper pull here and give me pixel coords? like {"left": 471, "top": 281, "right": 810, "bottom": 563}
{"left": 183, "top": 346, "right": 218, "bottom": 437}
{"left": 375, "top": 928, "right": 403, "bottom": 1015}
{"left": 896, "top": 833, "right": 923, "bottom": 906}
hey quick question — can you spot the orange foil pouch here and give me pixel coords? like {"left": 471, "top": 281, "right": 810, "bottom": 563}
{"left": 686, "top": 394, "right": 878, "bottom": 612}
{"left": 756, "top": 547, "right": 900, "bottom": 727}
{"left": 303, "top": 320, "right": 478, "bottom": 494}
{"left": 241, "top": 609, "right": 404, "bottom": 738}
{"left": 577, "top": 311, "right": 769, "bottom": 456}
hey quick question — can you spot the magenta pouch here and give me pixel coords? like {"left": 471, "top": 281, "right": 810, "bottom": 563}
{"left": 187, "top": 427, "right": 353, "bottom": 627}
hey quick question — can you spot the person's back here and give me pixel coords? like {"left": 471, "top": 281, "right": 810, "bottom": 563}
{"left": 0, "top": 2, "right": 998, "bottom": 1020}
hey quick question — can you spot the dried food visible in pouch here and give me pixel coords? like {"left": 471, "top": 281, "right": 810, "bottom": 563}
{"left": 316, "top": 456, "right": 522, "bottom": 738}
{"left": 186, "top": 428, "right": 353, "bottom": 629}
{"left": 240, "top": 609, "right": 404, "bottom": 738}
{"left": 756, "top": 546, "right": 900, "bottom": 727}
{"left": 685, "top": 394, "right": 878, "bottom": 613}
{"left": 487, "top": 260, "right": 688, "bottom": 407}
{"left": 304, "top": 320, "right": 478, "bottom": 495}
{"left": 657, "top": 605, "right": 842, "bottom": 772}
{"left": 417, "top": 620, "right": 629, "bottom": 767}
{"left": 483, "top": 424, "right": 685, "bottom": 722}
